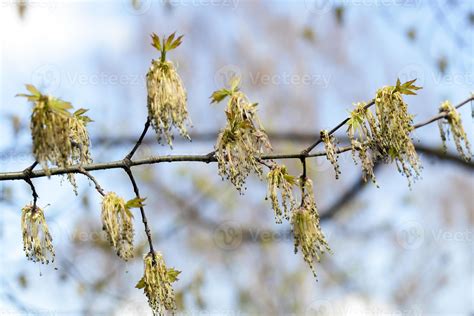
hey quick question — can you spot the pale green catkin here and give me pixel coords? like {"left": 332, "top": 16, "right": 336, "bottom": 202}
{"left": 291, "top": 179, "right": 331, "bottom": 278}
{"left": 136, "top": 252, "right": 180, "bottom": 316}
{"left": 101, "top": 192, "right": 135, "bottom": 261}
{"left": 212, "top": 77, "right": 272, "bottom": 192}
{"left": 21, "top": 204, "right": 55, "bottom": 264}
{"left": 266, "top": 164, "right": 296, "bottom": 223}
{"left": 438, "top": 100, "right": 472, "bottom": 161}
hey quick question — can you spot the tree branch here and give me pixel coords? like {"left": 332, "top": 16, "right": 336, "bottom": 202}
{"left": 0, "top": 96, "right": 471, "bottom": 182}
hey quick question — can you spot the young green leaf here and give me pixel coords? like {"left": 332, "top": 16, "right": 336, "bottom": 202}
{"left": 135, "top": 277, "right": 145, "bottom": 289}
{"left": 166, "top": 268, "right": 181, "bottom": 282}
{"left": 73, "top": 108, "right": 89, "bottom": 116}
{"left": 150, "top": 33, "right": 161, "bottom": 51}
{"left": 169, "top": 35, "right": 184, "bottom": 50}
{"left": 165, "top": 32, "right": 176, "bottom": 50}
{"left": 210, "top": 89, "right": 230, "bottom": 104}
{"left": 125, "top": 197, "right": 146, "bottom": 209}
{"left": 25, "top": 84, "right": 40, "bottom": 97}
{"left": 395, "top": 78, "right": 422, "bottom": 95}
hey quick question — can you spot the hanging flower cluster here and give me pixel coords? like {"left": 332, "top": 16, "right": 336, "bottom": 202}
{"left": 17, "top": 84, "right": 93, "bottom": 191}
{"left": 101, "top": 193, "right": 144, "bottom": 261}
{"left": 136, "top": 252, "right": 181, "bottom": 316}
{"left": 211, "top": 77, "right": 272, "bottom": 192}
{"left": 320, "top": 130, "right": 341, "bottom": 179}
{"left": 438, "top": 100, "right": 472, "bottom": 161}
{"left": 21, "top": 204, "right": 55, "bottom": 264}
{"left": 266, "top": 164, "right": 296, "bottom": 223}
{"left": 347, "top": 79, "right": 422, "bottom": 184}
{"left": 372, "top": 79, "right": 422, "bottom": 183}
{"left": 147, "top": 33, "right": 191, "bottom": 147}
{"left": 346, "top": 102, "right": 378, "bottom": 184}
{"left": 291, "top": 178, "right": 331, "bottom": 278}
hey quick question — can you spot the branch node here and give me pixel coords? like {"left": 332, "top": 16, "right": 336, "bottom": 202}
{"left": 122, "top": 157, "right": 133, "bottom": 169}
{"left": 205, "top": 150, "right": 216, "bottom": 163}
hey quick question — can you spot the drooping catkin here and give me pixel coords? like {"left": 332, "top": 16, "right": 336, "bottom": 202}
{"left": 266, "top": 164, "right": 296, "bottom": 223}
{"left": 346, "top": 79, "right": 422, "bottom": 185}
{"left": 346, "top": 102, "right": 378, "bottom": 184}
{"left": 146, "top": 33, "right": 191, "bottom": 147}
{"left": 101, "top": 193, "right": 144, "bottom": 261}
{"left": 136, "top": 252, "right": 180, "bottom": 316}
{"left": 21, "top": 204, "right": 55, "bottom": 264}
{"left": 438, "top": 100, "right": 472, "bottom": 161}
{"left": 211, "top": 77, "right": 272, "bottom": 192}
{"left": 18, "top": 85, "right": 93, "bottom": 192}
{"left": 320, "top": 130, "right": 341, "bottom": 179}
{"left": 291, "top": 178, "right": 331, "bottom": 278}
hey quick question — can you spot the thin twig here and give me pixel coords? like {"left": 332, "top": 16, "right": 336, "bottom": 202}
{"left": 413, "top": 96, "right": 474, "bottom": 129}
{"left": 299, "top": 157, "right": 307, "bottom": 207}
{"left": 301, "top": 100, "right": 375, "bottom": 156}
{"left": 122, "top": 165, "right": 154, "bottom": 254}
{"left": 24, "top": 161, "right": 38, "bottom": 173}
{"left": 23, "top": 178, "right": 38, "bottom": 209}
{"left": 122, "top": 116, "right": 155, "bottom": 255}
{"left": 78, "top": 167, "right": 105, "bottom": 196}
{"left": 22, "top": 164, "right": 38, "bottom": 210}
{"left": 125, "top": 118, "right": 151, "bottom": 160}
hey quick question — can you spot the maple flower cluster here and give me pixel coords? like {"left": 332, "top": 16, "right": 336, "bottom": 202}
{"left": 136, "top": 252, "right": 181, "bottom": 316}
{"left": 320, "top": 130, "right": 341, "bottom": 179}
{"left": 21, "top": 204, "right": 55, "bottom": 264}
{"left": 146, "top": 33, "right": 191, "bottom": 147}
{"left": 438, "top": 100, "right": 472, "bottom": 161}
{"left": 266, "top": 164, "right": 296, "bottom": 223}
{"left": 346, "top": 102, "right": 378, "bottom": 184}
{"left": 211, "top": 77, "right": 272, "bottom": 192}
{"left": 291, "top": 178, "right": 331, "bottom": 278}
{"left": 347, "top": 79, "right": 422, "bottom": 184}
{"left": 265, "top": 162, "right": 331, "bottom": 277}
{"left": 18, "top": 84, "right": 93, "bottom": 191}
{"left": 101, "top": 192, "right": 144, "bottom": 261}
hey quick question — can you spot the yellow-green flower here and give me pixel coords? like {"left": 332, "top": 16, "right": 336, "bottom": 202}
{"left": 438, "top": 100, "right": 471, "bottom": 161}
{"left": 136, "top": 252, "right": 180, "bottom": 316}
{"left": 101, "top": 193, "right": 143, "bottom": 260}
{"left": 147, "top": 33, "right": 190, "bottom": 147}
{"left": 372, "top": 80, "right": 421, "bottom": 183}
{"left": 346, "top": 102, "right": 377, "bottom": 184}
{"left": 17, "top": 85, "right": 93, "bottom": 191}
{"left": 212, "top": 77, "right": 272, "bottom": 191}
{"left": 292, "top": 179, "right": 331, "bottom": 278}
{"left": 21, "top": 204, "right": 55, "bottom": 264}
{"left": 266, "top": 164, "right": 296, "bottom": 223}
{"left": 320, "top": 130, "right": 341, "bottom": 179}
{"left": 346, "top": 80, "right": 422, "bottom": 185}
